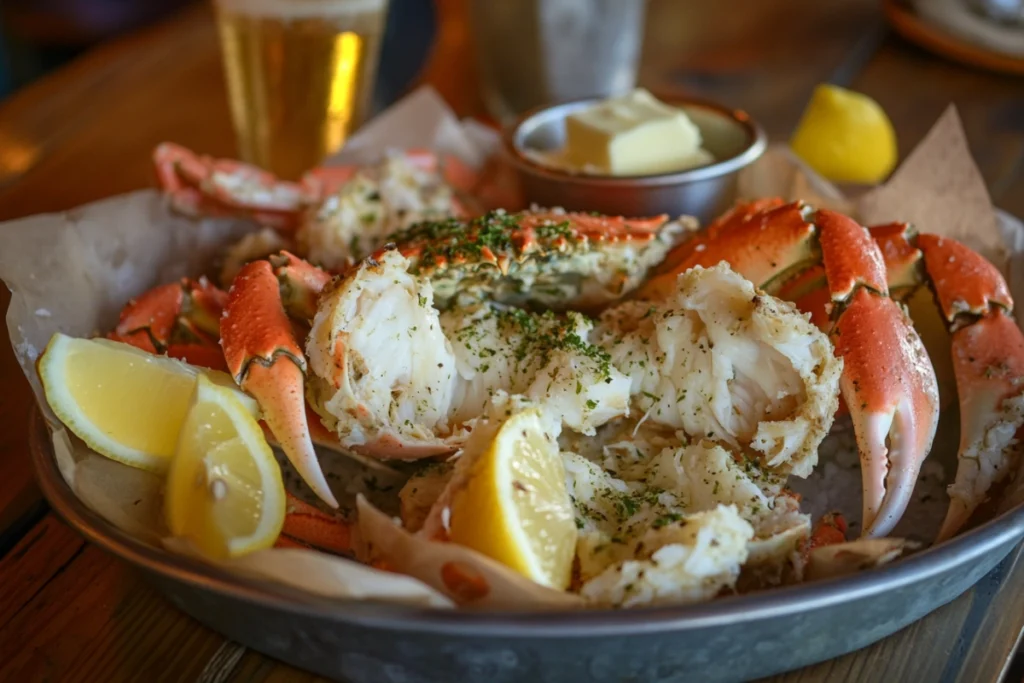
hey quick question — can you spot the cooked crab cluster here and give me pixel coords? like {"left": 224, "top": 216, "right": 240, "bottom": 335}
{"left": 126, "top": 145, "right": 1024, "bottom": 608}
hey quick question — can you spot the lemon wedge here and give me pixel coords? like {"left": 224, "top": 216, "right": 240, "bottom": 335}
{"left": 38, "top": 333, "right": 256, "bottom": 472}
{"left": 165, "top": 374, "right": 285, "bottom": 559}
{"left": 790, "top": 84, "right": 897, "bottom": 184}
{"left": 448, "top": 409, "right": 577, "bottom": 590}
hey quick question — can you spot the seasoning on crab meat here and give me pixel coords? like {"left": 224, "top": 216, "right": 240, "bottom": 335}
{"left": 563, "top": 422, "right": 811, "bottom": 606}
{"left": 595, "top": 262, "right": 843, "bottom": 477}
{"left": 385, "top": 209, "right": 693, "bottom": 310}
{"left": 299, "top": 152, "right": 462, "bottom": 270}
{"left": 579, "top": 503, "right": 753, "bottom": 608}
{"left": 442, "top": 304, "right": 630, "bottom": 433}
{"left": 304, "top": 249, "right": 632, "bottom": 458}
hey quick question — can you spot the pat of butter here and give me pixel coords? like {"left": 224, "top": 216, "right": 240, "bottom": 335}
{"left": 565, "top": 89, "right": 714, "bottom": 176}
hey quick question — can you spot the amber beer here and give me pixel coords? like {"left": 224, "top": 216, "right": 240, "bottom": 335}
{"left": 215, "top": 0, "right": 388, "bottom": 180}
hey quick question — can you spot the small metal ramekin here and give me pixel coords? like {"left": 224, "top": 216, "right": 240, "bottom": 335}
{"left": 503, "top": 95, "right": 767, "bottom": 223}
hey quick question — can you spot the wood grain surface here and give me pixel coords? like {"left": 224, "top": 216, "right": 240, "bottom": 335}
{"left": 0, "top": 0, "right": 1022, "bottom": 681}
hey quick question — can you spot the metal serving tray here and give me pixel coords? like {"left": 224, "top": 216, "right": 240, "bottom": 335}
{"left": 28, "top": 409, "right": 1024, "bottom": 683}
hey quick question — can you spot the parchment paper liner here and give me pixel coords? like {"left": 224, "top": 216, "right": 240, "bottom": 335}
{"left": 2, "top": 88, "right": 1022, "bottom": 610}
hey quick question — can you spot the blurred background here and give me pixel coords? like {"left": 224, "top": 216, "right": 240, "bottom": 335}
{"left": 0, "top": 0, "right": 438, "bottom": 106}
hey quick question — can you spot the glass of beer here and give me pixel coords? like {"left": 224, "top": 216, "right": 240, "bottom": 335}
{"left": 213, "top": 0, "right": 389, "bottom": 180}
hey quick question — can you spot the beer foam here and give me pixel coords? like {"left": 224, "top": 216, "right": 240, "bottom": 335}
{"left": 216, "top": 0, "right": 387, "bottom": 19}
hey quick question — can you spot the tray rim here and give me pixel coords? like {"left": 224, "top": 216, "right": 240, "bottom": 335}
{"left": 28, "top": 406, "right": 1024, "bottom": 638}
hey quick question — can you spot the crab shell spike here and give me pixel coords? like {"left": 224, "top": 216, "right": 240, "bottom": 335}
{"left": 916, "top": 234, "right": 1013, "bottom": 325}
{"left": 221, "top": 259, "right": 338, "bottom": 508}
{"left": 814, "top": 209, "right": 889, "bottom": 300}
{"left": 937, "top": 310, "right": 1024, "bottom": 541}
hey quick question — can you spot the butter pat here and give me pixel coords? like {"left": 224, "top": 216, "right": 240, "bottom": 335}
{"left": 564, "top": 89, "right": 714, "bottom": 175}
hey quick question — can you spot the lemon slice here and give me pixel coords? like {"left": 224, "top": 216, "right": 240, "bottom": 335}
{"left": 448, "top": 409, "right": 577, "bottom": 589}
{"left": 165, "top": 374, "right": 285, "bottom": 558}
{"left": 790, "top": 84, "right": 897, "bottom": 184}
{"left": 38, "top": 333, "right": 257, "bottom": 472}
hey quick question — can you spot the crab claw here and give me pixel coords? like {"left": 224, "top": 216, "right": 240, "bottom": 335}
{"left": 153, "top": 142, "right": 315, "bottom": 231}
{"left": 937, "top": 311, "right": 1024, "bottom": 539}
{"left": 221, "top": 259, "right": 338, "bottom": 508}
{"left": 909, "top": 232, "right": 1024, "bottom": 541}
{"left": 833, "top": 290, "right": 940, "bottom": 536}
{"left": 818, "top": 210, "right": 940, "bottom": 537}
{"left": 107, "top": 276, "right": 228, "bottom": 371}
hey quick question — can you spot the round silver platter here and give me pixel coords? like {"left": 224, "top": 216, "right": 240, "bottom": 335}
{"left": 28, "top": 409, "right": 1024, "bottom": 683}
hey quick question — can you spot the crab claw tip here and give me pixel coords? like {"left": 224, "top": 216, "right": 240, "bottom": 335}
{"left": 244, "top": 360, "right": 339, "bottom": 509}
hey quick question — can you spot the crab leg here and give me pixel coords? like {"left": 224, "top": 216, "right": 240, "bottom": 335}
{"left": 153, "top": 142, "right": 316, "bottom": 231}
{"left": 870, "top": 226, "right": 1024, "bottom": 540}
{"left": 154, "top": 142, "right": 484, "bottom": 230}
{"left": 221, "top": 253, "right": 338, "bottom": 507}
{"left": 275, "top": 492, "right": 353, "bottom": 554}
{"left": 107, "top": 276, "right": 228, "bottom": 371}
{"left": 817, "top": 210, "right": 939, "bottom": 536}
{"left": 641, "top": 201, "right": 940, "bottom": 537}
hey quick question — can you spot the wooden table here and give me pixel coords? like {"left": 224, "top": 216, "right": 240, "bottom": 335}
{"left": 1, "top": 1, "right": 1023, "bottom": 680}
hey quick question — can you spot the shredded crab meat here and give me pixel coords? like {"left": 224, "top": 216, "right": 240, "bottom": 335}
{"left": 299, "top": 152, "right": 461, "bottom": 270}
{"left": 949, "top": 393, "right": 1024, "bottom": 509}
{"left": 560, "top": 422, "right": 809, "bottom": 607}
{"left": 298, "top": 251, "right": 862, "bottom": 608}
{"left": 305, "top": 250, "right": 631, "bottom": 453}
{"left": 305, "top": 250, "right": 460, "bottom": 453}
{"left": 578, "top": 504, "right": 753, "bottom": 609}
{"left": 595, "top": 263, "right": 842, "bottom": 476}
{"left": 441, "top": 303, "right": 630, "bottom": 432}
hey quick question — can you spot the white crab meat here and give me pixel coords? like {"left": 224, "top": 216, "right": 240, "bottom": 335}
{"left": 306, "top": 250, "right": 631, "bottom": 456}
{"left": 419, "top": 210, "right": 694, "bottom": 311}
{"left": 946, "top": 393, "right": 1024, "bottom": 527}
{"left": 298, "top": 152, "right": 461, "bottom": 270}
{"left": 595, "top": 263, "right": 842, "bottom": 476}
{"left": 306, "top": 250, "right": 460, "bottom": 457}
{"left": 579, "top": 501, "right": 753, "bottom": 609}
{"left": 441, "top": 304, "right": 631, "bottom": 433}
{"left": 561, "top": 418, "right": 809, "bottom": 606}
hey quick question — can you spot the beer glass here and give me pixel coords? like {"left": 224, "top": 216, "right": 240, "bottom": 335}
{"left": 213, "top": 0, "right": 389, "bottom": 180}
